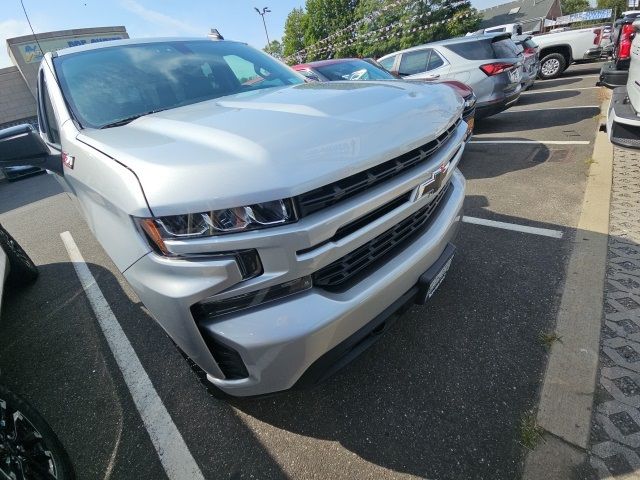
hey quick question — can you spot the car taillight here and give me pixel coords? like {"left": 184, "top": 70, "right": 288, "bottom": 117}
{"left": 618, "top": 24, "right": 635, "bottom": 60}
{"left": 523, "top": 47, "right": 537, "bottom": 56}
{"left": 593, "top": 28, "right": 602, "bottom": 45}
{"left": 479, "top": 62, "right": 514, "bottom": 76}
{"left": 619, "top": 39, "right": 632, "bottom": 59}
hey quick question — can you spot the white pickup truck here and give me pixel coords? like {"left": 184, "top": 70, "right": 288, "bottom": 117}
{"left": 533, "top": 26, "right": 605, "bottom": 79}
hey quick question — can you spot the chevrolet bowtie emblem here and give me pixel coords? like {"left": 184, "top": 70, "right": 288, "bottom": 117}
{"left": 412, "top": 161, "right": 450, "bottom": 202}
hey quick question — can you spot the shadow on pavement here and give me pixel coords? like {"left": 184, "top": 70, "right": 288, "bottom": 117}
{"left": 475, "top": 107, "right": 601, "bottom": 134}
{"left": 529, "top": 76, "right": 583, "bottom": 89}
{"left": 0, "top": 174, "right": 64, "bottom": 215}
{"left": 0, "top": 261, "right": 288, "bottom": 480}
{"left": 460, "top": 141, "right": 551, "bottom": 180}
{"left": 515, "top": 89, "right": 581, "bottom": 106}
{"left": 560, "top": 65, "right": 601, "bottom": 77}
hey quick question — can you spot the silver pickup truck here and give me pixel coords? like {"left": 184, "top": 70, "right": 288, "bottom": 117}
{"left": 0, "top": 38, "right": 467, "bottom": 397}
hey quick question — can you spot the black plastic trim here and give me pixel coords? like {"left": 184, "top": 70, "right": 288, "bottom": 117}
{"left": 295, "top": 118, "right": 461, "bottom": 216}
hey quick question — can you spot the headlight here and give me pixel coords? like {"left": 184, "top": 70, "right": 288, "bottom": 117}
{"left": 136, "top": 199, "right": 297, "bottom": 256}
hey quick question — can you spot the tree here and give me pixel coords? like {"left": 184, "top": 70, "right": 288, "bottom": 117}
{"left": 597, "top": 0, "right": 626, "bottom": 17}
{"left": 304, "top": 0, "right": 359, "bottom": 59}
{"left": 264, "top": 40, "right": 284, "bottom": 59}
{"left": 353, "top": 0, "right": 404, "bottom": 58}
{"left": 282, "top": 8, "right": 309, "bottom": 60}
{"left": 447, "top": 6, "right": 483, "bottom": 37}
{"left": 561, "top": 0, "right": 590, "bottom": 14}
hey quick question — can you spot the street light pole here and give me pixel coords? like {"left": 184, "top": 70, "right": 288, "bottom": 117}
{"left": 254, "top": 7, "right": 271, "bottom": 45}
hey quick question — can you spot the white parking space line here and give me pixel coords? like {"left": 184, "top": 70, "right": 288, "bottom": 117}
{"left": 461, "top": 216, "right": 564, "bottom": 239}
{"left": 469, "top": 140, "right": 590, "bottom": 145}
{"left": 499, "top": 105, "right": 600, "bottom": 113}
{"left": 523, "top": 87, "right": 600, "bottom": 94}
{"left": 60, "top": 232, "right": 205, "bottom": 480}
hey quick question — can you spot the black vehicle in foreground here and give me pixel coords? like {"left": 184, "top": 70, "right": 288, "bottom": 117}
{"left": 0, "top": 224, "right": 75, "bottom": 479}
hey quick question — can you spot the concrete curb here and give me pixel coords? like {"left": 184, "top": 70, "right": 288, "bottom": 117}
{"left": 522, "top": 94, "right": 613, "bottom": 479}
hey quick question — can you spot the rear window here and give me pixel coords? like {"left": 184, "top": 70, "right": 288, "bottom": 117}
{"left": 491, "top": 39, "right": 521, "bottom": 59}
{"left": 445, "top": 40, "right": 495, "bottom": 60}
{"left": 446, "top": 37, "right": 521, "bottom": 60}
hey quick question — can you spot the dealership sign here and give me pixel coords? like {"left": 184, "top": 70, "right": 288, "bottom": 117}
{"left": 17, "top": 34, "right": 127, "bottom": 64}
{"left": 555, "top": 8, "right": 613, "bottom": 25}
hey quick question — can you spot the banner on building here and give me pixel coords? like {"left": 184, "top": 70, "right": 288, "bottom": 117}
{"left": 555, "top": 8, "right": 613, "bottom": 25}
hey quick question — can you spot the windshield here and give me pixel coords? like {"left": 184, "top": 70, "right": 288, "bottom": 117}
{"left": 53, "top": 40, "right": 304, "bottom": 128}
{"left": 314, "top": 59, "right": 395, "bottom": 81}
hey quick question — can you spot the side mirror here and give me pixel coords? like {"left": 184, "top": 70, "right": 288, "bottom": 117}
{"left": 0, "top": 124, "right": 62, "bottom": 174}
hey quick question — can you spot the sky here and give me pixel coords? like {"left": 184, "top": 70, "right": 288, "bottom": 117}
{"left": 0, "top": 0, "right": 501, "bottom": 69}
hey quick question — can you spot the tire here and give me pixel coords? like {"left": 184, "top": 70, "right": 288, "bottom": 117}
{"left": 0, "top": 384, "right": 75, "bottom": 479}
{"left": 0, "top": 224, "right": 38, "bottom": 287}
{"left": 539, "top": 53, "right": 566, "bottom": 80}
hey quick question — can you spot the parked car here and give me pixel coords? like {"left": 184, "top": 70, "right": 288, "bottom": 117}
{"left": 608, "top": 20, "right": 640, "bottom": 148}
{"left": 513, "top": 35, "right": 540, "bottom": 90}
{"left": 0, "top": 224, "right": 75, "bottom": 479}
{"left": 378, "top": 33, "right": 523, "bottom": 118}
{"left": 532, "top": 26, "right": 606, "bottom": 79}
{"left": 598, "top": 16, "right": 637, "bottom": 88}
{"left": 292, "top": 58, "right": 476, "bottom": 137}
{"left": 0, "top": 38, "right": 467, "bottom": 397}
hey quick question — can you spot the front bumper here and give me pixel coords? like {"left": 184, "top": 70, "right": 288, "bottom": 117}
{"left": 203, "top": 172, "right": 464, "bottom": 396}
{"left": 597, "top": 60, "right": 629, "bottom": 89}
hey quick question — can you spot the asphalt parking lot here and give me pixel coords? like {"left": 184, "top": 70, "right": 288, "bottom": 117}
{"left": 0, "top": 62, "right": 604, "bottom": 479}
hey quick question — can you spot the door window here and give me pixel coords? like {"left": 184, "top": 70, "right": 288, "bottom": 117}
{"left": 427, "top": 51, "right": 445, "bottom": 71}
{"left": 378, "top": 55, "right": 397, "bottom": 71}
{"left": 398, "top": 49, "right": 431, "bottom": 76}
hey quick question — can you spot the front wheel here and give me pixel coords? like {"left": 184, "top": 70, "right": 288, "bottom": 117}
{"left": 0, "top": 224, "right": 38, "bottom": 287}
{"left": 538, "top": 53, "right": 566, "bottom": 80}
{"left": 0, "top": 384, "right": 75, "bottom": 479}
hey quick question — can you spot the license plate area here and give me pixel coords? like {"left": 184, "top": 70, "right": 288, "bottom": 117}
{"left": 415, "top": 243, "right": 456, "bottom": 305}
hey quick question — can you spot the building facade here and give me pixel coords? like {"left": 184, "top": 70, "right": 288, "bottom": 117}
{"left": 479, "top": 0, "right": 562, "bottom": 34}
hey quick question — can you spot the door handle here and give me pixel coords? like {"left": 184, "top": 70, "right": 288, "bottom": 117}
{"left": 425, "top": 74, "right": 440, "bottom": 80}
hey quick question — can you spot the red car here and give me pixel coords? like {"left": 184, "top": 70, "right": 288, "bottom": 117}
{"left": 292, "top": 58, "right": 476, "bottom": 138}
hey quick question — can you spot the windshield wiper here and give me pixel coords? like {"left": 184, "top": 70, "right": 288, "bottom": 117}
{"left": 99, "top": 109, "right": 167, "bottom": 129}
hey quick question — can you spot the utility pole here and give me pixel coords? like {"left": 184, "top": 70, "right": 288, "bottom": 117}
{"left": 254, "top": 7, "right": 271, "bottom": 45}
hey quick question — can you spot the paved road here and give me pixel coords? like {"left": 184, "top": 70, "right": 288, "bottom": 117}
{"left": 0, "top": 63, "right": 603, "bottom": 479}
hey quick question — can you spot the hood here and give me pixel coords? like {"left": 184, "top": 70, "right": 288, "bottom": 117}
{"left": 78, "top": 81, "right": 462, "bottom": 217}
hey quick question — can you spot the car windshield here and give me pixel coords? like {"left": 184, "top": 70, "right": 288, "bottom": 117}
{"left": 314, "top": 60, "right": 396, "bottom": 81}
{"left": 53, "top": 40, "right": 304, "bottom": 129}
